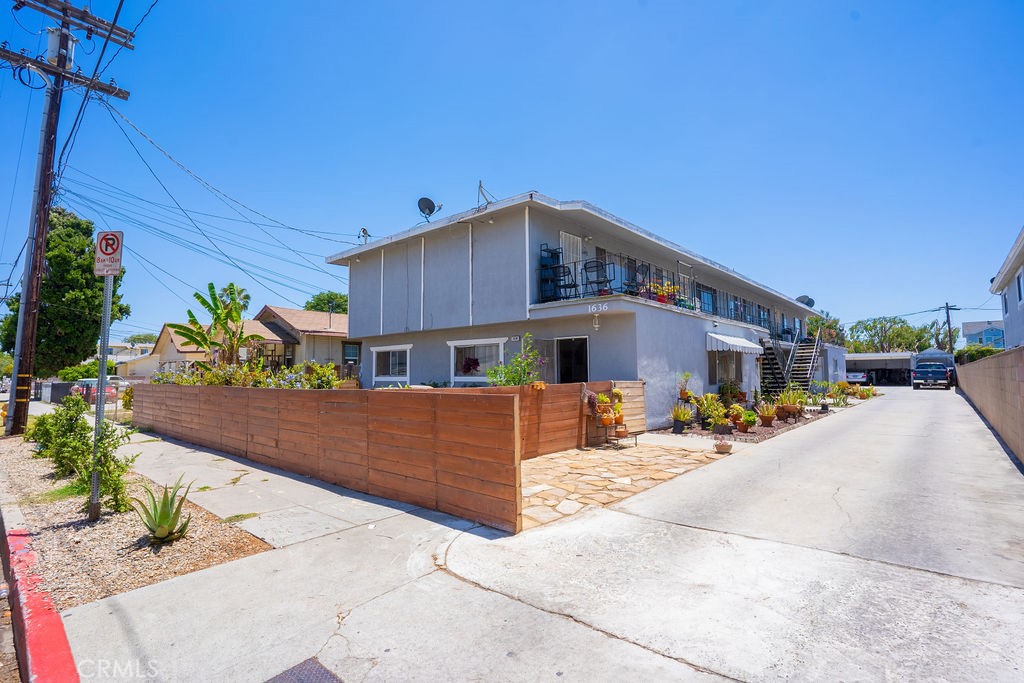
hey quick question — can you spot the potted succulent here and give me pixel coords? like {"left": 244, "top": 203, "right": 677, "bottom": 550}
{"left": 596, "top": 392, "right": 612, "bottom": 416}
{"left": 713, "top": 434, "right": 733, "bottom": 454}
{"left": 757, "top": 400, "right": 777, "bottom": 427}
{"left": 692, "top": 393, "right": 722, "bottom": 430}
{"left": 739, "top": 410, "right": 757, "bottom": 433}
{"left": 613, "top": 401, "right": 625, "bottom": 424}
{"left": 677, "top": 372, "right": 693, "bottom": 401}
{"left": 728, "top": 403, "right": 744, "bottom": 425}
{"left": 670, "top": 404, "right": 693, "bottom": 434}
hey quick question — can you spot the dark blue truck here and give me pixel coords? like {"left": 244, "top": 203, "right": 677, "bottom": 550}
{"left": 912, "top": 362, "right": 951, "bottom": 390}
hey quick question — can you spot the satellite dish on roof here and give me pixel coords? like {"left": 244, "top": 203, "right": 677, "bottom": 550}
{"left": 796, "top": 295, "right": 815, "bottom": 308}
{"left": 418, "top": 197, "right": 442, "bottom": 221}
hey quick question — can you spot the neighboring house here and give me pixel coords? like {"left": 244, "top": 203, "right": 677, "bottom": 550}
{"left": 990, "top": 225, "right": 1024, "bottom": 348}
{"left": 252, "top": 306, "right": 359, "bottom": 374}
{"left": 962, "top": 320, "right": 1005, "bottom": 349}
{"left": 94, "top": 342, "right": 154, "bottom": 364}
{"left": 152, "top": 324, "right": 207, "bottom": 372}
{"left": 327, "top": 192, "right": 821, "bottom": 427}
{"left": 115, "top": 353, "right": 160, "bottom": 380}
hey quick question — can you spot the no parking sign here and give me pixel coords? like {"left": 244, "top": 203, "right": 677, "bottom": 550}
{"left": 94, "top": 231, "right": 123, "bottom": 277}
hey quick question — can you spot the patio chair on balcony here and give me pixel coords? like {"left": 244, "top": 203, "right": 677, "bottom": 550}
{"left": 582, "top": 259, "right": 614, "bottom": 297}
{"left": 623, "top": 263, "right": 650, "bottom": 297}
{"left": 551, "top": 264, "right": 579, "bottom": 300}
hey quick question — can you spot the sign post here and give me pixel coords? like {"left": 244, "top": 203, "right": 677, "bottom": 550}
{"left": 87, "top": 231, "right": 122, "bottom": 521}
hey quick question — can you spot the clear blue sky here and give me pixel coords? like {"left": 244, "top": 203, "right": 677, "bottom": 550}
{"left": 2, "top": 0, "right": 1021, "bottom": 343}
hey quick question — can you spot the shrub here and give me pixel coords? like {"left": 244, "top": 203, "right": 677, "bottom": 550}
{"left": 57, "top": 359, "right": 116, "bottom": 382}
{"left": 486, "top": 333, "right": 542, "bottom": 386}
{"left": 88, "top": 420, "right": 137, "bottom": 513}
{"left": 121, "top": 384, "right": 134, "bottom": 410}
{"left": 955, "top": 345, "right": 1001, "bottom": 364}
{"left": 670, "top": 404, "right": 693, "bottom": 422}
{"left": 741, "top": 410, "right": 758, "bottom": 426}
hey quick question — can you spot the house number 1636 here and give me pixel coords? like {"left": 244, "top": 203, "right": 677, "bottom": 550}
{"left": 588, "top": 303, "right": 609, "bottom": 313}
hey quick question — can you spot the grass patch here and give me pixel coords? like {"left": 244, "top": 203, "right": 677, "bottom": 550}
{"left": 227, "top": 471, "right": 249, "bottom": 486}
{"left": 22, "top": 479, "right": 90, "bottom": 505}
{"left": 135, "top": 437, "right": 161, "bottom": 444}
{"left": 221, "top": 512, "right": 258, "bottom": 524}
{"left": 196, "top": 485, "right": 213, "bottom": 492}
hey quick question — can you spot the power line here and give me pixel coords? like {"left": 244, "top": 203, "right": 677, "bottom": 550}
{"left": 53, "top": 0, "right": 126, "bottom": 190}
{"left": 103, "top": 106, "right": 302, "bottom": 306}
{"left": 96, "top": 0, "right": 159, "bottom": 79}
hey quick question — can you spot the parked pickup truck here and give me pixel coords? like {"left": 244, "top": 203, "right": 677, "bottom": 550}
{"left": 912, "top": 362, "right": 951, "bottom": 390}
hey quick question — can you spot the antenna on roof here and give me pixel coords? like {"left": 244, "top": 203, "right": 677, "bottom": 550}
{"left": 477, "top": 180, "right": 497, "bottom": 207}
{"left": 359, "top": 227, "right": 370, "bottom": 244}
{"left": 418, "top": 197, "right": 441, "bottom": 221}
{"left": 796, "top": 295, "right": 815, "bottom": 308}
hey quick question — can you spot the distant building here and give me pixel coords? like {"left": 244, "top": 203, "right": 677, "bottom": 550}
{"left": 961, "top": 320, "right": 1005, "bottom": 349}
{"left": 990, "top": 225, "right": 1024, "bottom": 348}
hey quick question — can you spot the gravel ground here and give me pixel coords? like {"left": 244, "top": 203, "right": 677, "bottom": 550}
{"left": 0, "top": 436, "right": 269, "bottom": 612}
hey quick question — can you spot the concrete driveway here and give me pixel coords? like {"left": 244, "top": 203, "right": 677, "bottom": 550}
{"left": 61, "top": 387, "right": 1024, "bottom": 681}
{"left": 447, "top": 387, "right": 1024, "bottom": 680}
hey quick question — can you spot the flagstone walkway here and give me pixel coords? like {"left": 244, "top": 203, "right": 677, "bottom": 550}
{"left": 519, "top": 442, "right": 721, "bottom": 529}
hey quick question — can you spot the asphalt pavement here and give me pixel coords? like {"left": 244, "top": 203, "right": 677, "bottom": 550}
{"left": 59, "top": 386, "right": 1024, "bottom": 681}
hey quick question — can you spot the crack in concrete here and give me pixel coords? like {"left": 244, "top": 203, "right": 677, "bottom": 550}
{"left": 831, "top": 486, "right": 855, "bottom": 542}
{"left": 610, "top": 507, "right": 1024, "bottom": 591}
{"left": 437, "top": 535, "right": 742, "bottom": 681}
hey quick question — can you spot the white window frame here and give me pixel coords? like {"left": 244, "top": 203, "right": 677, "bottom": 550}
{"left": 1003, "top": 290, "right": 1009, "bottom": 314}
{"left": 371, "top": 344, "right": 412, "bottom": 384}
{"left": 447, "top": 337, "right": 507, "bottom": 384}
{"left": 1017, "top": 269, "right": 1023, "bottom": 305}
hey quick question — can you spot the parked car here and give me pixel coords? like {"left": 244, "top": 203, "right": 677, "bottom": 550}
{"left": 70, "top": 377, "right": 125, "bottom": 404}
{"left": 912, "top": 362, "right": 951, "bottom": 390}
{"left": 845, "top": 371, "right": 869, "bottom": 384}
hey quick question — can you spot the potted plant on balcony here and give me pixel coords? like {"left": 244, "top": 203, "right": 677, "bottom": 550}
{"left": 670, "top": 404, "right": 693, "bottom": 434}
{"left": 739, "top": 410, "right": 757, "bottom": 433}
{"left": 757, "top": 400, "right": 777, "bottom": 427}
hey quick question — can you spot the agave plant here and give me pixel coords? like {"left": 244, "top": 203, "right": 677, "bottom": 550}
{"left": 132, "top": 475, "right": 193, "bottom": 543}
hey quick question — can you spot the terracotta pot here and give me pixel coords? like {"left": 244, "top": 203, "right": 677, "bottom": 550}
{"left": 730, "top": 414, "right": 742, "bottom": 425}
{"left": 615, "top": 426, "right": 628, "bottom": 438}
{"left": 783, "top": 404, "right": 800, "bottom": 418}
{"left": 614, "top": 412, "right": 624, "bottom": 424}
{"left": 600, "top": 414, "right": 613, "bottom": 426}
{"left": 758, "top": 415, "right": 775, "bottom": 427}
{"left": 738, "top": 422, "right": 751, "bottom": 433}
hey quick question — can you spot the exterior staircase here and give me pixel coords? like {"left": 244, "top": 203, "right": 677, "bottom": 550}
{"left": 787, "top": 335, "right": 821, "bottom": 392}
{"left": 759, "top": 338, "right": 788, "bottom": 395}
{"left": 760, "top": 331, "right": 822, "bottom": 395}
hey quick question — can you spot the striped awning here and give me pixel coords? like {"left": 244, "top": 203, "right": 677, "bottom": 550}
{"left": 706, "top": 332, "right": 764, "bottom": 355}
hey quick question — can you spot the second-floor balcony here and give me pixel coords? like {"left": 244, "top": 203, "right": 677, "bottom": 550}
{"left": 537, "top": 248, "right": 803, "bottom": 341}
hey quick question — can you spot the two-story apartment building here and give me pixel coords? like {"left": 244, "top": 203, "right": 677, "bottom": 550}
{"left": 328, "top": 192, "right": 819, "bottom": 427}
{"left": 961, "top": 320, "right": 1005, "bottom": 349}
{"left": 991, "top": 225, "right": 1024, "bottom": 349}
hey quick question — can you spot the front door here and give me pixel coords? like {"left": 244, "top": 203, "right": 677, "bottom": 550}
{"left": 556, "top": 337, "right": 588, "bottom": 383}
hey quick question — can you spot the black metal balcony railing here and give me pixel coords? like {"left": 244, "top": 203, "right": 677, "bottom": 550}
{"left": 537, "top": 250, "right": 801, "bottom": 341}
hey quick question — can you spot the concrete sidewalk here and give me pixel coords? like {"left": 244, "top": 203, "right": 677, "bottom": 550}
{"left": 63, "top": 432, "right": 714, "bottom": 681}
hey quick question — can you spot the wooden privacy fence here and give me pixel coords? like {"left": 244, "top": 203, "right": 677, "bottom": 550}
{"left": 956, "top": 347, "right": 1024, "bottom": 461}
{"left": 133, "top": 380, "right": 646, "bottom": 532}
{"left": 134, "top": 385, "right": 522, "bottom": 532}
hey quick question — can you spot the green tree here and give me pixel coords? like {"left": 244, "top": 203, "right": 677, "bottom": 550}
{"left": 304, "top": 291, "right": 348, "bottom": 313}
{"left": 0, "top": 350, "right": 12, "bottom": 377}
{"left": 925, "top": 319, "right": 960, "bottom": 352}
{"left": 57, "top": 359, "right": 116, "bottom": 382}
{"left": 807, "top": 312, "right": 846, "bottom": 345}
{"left": 0, "top": 208, "right": 129, "bottom": 377}
{"left": 218, "top": 283, "right": 250, "bottom": 312}
{"left": 123, "top": 333, "right": 157, "bottom": 345}
{"left": 847, "top": 316, "right": 931, "bottom": 353}
{"left": 168, "top": 283, "right": 262, "bottom": 369}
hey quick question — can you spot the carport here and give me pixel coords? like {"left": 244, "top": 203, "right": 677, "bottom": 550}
{"left": 846, "top": 352, "right": 913, "bottom": 386}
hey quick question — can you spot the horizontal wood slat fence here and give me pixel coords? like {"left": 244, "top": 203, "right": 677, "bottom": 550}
{"left": 134, "top": 380, "right": 645, "bottom": 533}
{"left": 956, "top": 347, "right": 1024, "bottom": 462}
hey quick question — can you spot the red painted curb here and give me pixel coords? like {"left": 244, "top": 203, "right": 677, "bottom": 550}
{"left": 3, "top": 528, "right": 79, "bottom": 683}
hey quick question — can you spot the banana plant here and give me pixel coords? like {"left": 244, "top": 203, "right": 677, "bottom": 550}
{"left": 167, "top": 283, "right": 263, "bottom": 368}
{"left": 132, "top": 475, "right": 193, "bottom": 544}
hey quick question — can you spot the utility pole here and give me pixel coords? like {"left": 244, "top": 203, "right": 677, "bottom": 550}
{"left": 944, "top": 302, "right": 961, "bottom": 354}
{"left": 1, "top": 1, "right": 132, "bottom": 435}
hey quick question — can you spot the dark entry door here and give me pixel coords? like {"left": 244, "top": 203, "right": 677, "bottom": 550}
{"left": 556, "top": 337, "right": 588, "bottom": 383}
